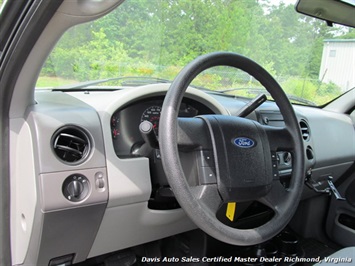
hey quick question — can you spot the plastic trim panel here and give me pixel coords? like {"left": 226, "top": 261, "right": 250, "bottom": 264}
{"left": 40, "top": 167, "right": 108, "bottom": 212}
{"left": 37, "top": 204, "right": 107, "bottom": 265}
{"left": 10, "top": 119, "right": 37, "bottom": 265}
{"left": 89, "top": 202, "right": 196, "bottom": 258}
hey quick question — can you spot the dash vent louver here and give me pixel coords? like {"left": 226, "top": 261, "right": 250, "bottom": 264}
{"left": 299, "top": 120, "right": 310, "bottom": 141}
{"left": 52, "top": 126, "right": 91, "bottom": 164}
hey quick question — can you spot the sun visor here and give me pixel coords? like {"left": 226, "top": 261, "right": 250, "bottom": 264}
{"left": 57, "top": 0, "right": 125, "bottom": 17}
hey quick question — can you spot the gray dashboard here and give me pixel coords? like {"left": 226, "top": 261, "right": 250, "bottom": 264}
{"left": 10, "top": 84, "right": 355, "bottom": 265}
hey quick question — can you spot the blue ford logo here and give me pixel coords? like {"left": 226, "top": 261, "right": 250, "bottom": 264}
{"left": 233, "top": 137, "right": 255, "bottom": 148}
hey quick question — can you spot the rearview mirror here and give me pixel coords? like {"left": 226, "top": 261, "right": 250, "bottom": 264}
{"left": 296, "top": 0, "right": 355, "bottom": 28}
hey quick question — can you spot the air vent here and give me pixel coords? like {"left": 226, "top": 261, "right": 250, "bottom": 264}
{"left": 299, "top": 120, "right": 310, "bottom": 141}
{"left": 52, "top": 126, "right": 91, "bottom": 164}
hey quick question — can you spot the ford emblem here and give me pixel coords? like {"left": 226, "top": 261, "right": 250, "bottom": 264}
{"left": 233, "top": 137, "right": 255, "bottom": 148}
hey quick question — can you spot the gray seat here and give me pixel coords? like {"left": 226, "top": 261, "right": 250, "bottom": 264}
{"left": 314, "top": 246, "right": 355, "bottom": 265}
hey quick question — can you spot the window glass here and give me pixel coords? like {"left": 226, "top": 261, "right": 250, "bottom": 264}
{"left": 37, "top": 0, "right": 355, "bottom": 106}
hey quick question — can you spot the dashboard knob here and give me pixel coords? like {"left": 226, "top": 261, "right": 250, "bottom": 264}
{"left": 67, "top": 180, "right": 84, "bottom": 198}
{"left": 62, "top": 174, "right": 90, "bottom": 202}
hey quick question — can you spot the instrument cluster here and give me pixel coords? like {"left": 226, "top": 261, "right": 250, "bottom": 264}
{"left": 111, "top": 96, "right": 214, "bottom": 157}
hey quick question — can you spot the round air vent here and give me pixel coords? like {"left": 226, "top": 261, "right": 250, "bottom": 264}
{"left": 299, "top": 120, "right": 310, "bottom": 141}
{"left": 52, "top": 126, "right": 91, "bottom": 164}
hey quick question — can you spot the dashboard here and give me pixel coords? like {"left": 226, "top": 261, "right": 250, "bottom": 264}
{"left": 11, "top": 84, "right": 355, "bottom": 265}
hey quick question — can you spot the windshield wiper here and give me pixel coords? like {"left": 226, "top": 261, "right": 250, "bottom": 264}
{"left": 217, "top": 87, "right": 317, "bottom": 106}
{"left": 52, "top": 76, "right": 172, "bottom": 91}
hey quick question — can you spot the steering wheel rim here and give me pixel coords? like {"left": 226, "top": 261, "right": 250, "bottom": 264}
{"left": 159, "top": 52, "right": 305, "bottom": 246}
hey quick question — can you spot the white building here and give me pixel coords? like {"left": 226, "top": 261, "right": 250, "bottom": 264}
{"left": 319, "top": 39, "right": 355, "bottom": 92}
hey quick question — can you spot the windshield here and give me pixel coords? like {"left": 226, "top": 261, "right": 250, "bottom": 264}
{"left": 36, "top": 0, "right": 355, "bottom": 106}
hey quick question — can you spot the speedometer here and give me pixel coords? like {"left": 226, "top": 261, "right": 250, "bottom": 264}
{"left": 140, "top": 106, "right": 162, "bottom": 134}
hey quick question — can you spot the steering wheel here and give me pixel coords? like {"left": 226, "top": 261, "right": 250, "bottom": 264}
{"left": 159, "top": 52, "right": 305, "bottom": 246}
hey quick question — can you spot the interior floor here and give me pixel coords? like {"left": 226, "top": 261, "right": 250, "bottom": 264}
{"left": 74, "top": 228, "right": 339, "bottom": 266}
{"left": 298, "top": 238, "right": 336, "bottom": 266}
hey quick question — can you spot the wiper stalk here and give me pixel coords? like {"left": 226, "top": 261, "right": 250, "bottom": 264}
{"left": 236, "top": 94, "right": 267, "bottom": 117}
{"left": 217, "top": 87, "right": 316, "bottom": 106}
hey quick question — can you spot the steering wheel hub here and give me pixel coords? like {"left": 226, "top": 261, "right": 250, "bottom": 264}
{"left": 200, "top": 115, "right": 273, "bottom": 202}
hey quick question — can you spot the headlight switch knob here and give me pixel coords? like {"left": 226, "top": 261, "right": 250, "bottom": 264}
{"left": 62, "top": 174, "right": 90, "bottom": 202}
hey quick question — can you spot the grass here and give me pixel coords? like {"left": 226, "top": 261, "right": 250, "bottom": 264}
{"left": 35, "top": 75, "right": 341, "bottom": 106}
{"left": 36, "top": 76, "right": 78, "bottom": 88}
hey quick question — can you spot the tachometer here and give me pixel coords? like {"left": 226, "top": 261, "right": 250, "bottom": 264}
{"left": 140, "top": 106, "right": 161, "bottom": 134}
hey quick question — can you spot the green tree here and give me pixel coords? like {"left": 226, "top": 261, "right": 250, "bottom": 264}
{"left": 39, "top": 0, "right": 353, "bottom": 100}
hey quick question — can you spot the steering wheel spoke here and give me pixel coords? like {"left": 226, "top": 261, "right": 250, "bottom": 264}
{"left": 258, "top": 180, "right": 289, "bottom": 216}
{"left": 190, "top": 184, "right": 222, "bottom": 214}
{"left": 263, "top": 125, "right": 294, "bottom": 151}
{"left": 177, "top": 117, "right": 213, "bottom": 150}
